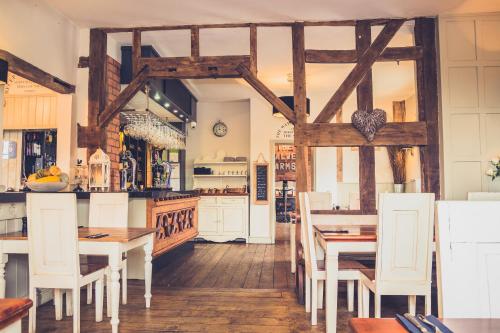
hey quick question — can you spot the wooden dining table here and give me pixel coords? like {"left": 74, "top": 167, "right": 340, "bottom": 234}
{"left": 0, "top": 227, "right": 155, "bottom": 333}
{"left": 349, "top": 318, "right": 500, "bottom": 333}
{"left": 314, "top": 224, "right": 377, "bottom": 333}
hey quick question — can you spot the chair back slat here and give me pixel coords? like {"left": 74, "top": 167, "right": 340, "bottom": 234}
{"left": 89, "top": 193, "right": 129, "bottom": 228}
{"left": 308, "top": 192, "right": 332, "bottom": 210}
{"left": 375, "top": 193, "right": 434, "bottom": 293}
{"left": 299, "top": 192, "right": 318, "bottom": 276}
{"left": 436, "top": 201, "right": 500, "bottom": 318}
{"left": 468, "top": 192, "right": 500, "bottom": 201}
{"left": 27, "top": 193, "right": 79, "bottom": 282}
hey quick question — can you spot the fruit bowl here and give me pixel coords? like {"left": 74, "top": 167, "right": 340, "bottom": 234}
{"left": 26, "top": 181, "right": 68, "bottom": 192}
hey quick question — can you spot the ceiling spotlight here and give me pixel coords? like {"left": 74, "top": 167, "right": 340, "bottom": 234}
{"left": 154, "top": 92, "right": 161, "bottom": 101}
{"left": 180, "top": 114, "right": 184, "bottom": 118}
{"left": 186, "top": 118, "right": 189, "bottom": 121}
{"left": 163, "top": 102, "right": 170, "bottom": 108}
{"left": 173, "top": 109, "right": 178, "bottom": 113}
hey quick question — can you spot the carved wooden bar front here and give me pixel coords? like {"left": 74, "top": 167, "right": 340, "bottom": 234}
{"left": 147, "top": 196, "right": 199, "bottom": 257}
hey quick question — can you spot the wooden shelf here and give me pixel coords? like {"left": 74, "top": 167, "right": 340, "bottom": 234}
{"left": 193, "top": 175, "right": 247, "bottom": 178}
{"left": 194, "top": 161, "right": 248, "bottom": 165}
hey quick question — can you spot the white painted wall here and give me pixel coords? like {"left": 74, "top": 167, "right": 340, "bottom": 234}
{"left": 186, "top": 100, "right": 251, "bottom": 189}
{"left": 439, "top": 12, "right": 500, "bottom": 199}
{"left": 0, "top": 0, "right": 79, "bottom": 84}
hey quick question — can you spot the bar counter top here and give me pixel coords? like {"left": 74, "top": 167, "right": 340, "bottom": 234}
{"left": 0, "top": 190, "right": 199, "bottom": 203}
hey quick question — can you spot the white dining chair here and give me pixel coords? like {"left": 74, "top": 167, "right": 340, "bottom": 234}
{"left": 358, "top": 193, "right": 435, "bottom": 318}
{"left": 436, "top": 201, "right": 500, "bottom": 318}
{"left": 86, "top": 193, "right": 129, "bottom": 314}
{"left": 308, "top": 192, "right": 333, "bottom": 210}
{"left": 26, "top": 193, "right": 105, "bottom": 333}
{"left": 300, "top": 192, "right": 366, "bottom": 325}
{"left": 467, "top": 192, "right": 500, "bottom": 201}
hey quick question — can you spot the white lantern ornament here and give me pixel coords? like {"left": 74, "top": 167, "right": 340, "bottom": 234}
{"left": 88, "top": 148, "right": 111, "bottom": 192}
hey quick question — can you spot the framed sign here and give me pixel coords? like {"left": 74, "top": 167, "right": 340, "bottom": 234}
{"left": 253, "top": 162, "right": 269, "bottom": 205}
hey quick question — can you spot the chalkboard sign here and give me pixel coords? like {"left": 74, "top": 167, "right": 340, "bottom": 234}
{"left": 253, "top": 163, "right": 269, "bottom": 204}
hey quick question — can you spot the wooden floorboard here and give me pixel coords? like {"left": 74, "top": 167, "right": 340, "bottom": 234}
{"left": 22, "top": 223, "right": 432, "bottom": 332}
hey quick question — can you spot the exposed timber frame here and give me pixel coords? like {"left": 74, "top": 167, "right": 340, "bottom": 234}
{"left": 0, "top": 49, "right": 75, "bottom": 94}
{"left": 78, "top": 17, "right": 441, "bottom": 301}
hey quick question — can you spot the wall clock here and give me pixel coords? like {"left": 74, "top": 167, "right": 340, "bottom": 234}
{"left": 213, "top": 120, "right": 228, "bottom": 137}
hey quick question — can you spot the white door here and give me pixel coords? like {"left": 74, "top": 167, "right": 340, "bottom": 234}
{"left": 220, "top": 206, "right": 245, "bottom": 236}
{"left": 198, "top": 206, "right": 219, "bottom": 235}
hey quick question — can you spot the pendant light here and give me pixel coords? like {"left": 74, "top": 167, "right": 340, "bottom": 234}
{"left": 272, "top": 73, "right": 310, "bottom": 117}
{"left": 272, "top": 96, "right": 310, "bottom": 117}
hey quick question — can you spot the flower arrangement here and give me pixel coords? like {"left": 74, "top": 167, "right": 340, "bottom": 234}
{"left": 486, "top": 157, "right": 500, "bottom": 181}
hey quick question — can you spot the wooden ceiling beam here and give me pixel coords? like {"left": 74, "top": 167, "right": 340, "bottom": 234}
{"left": 139, "top": 55, "right": 250, "bottom": 79}
{"left": 99, "top": 18, "right": 412, "bottom": 33}
{"left": 305, "top": 46, "right": 423, "bottom": 63}
{"left": 313, "top": 19, "right": 405, "bottom": 123}
{"left": 236, "top": 64, "right": 296, "bottom": 124}
{"left": 0, "top": 49, "right": 75, "bottom": 94}
{"left": 98, "top": 65, "right": 150, "bottom": 127}
{"left": 294, "top": 122, "right": 428, "bottom": 147}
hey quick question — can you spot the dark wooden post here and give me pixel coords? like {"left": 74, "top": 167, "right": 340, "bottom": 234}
{"left": 132, "top": 29, "right": 142, "bottom": 76}
{"left": 86, "top": 28, "right": 107, "bottom": 151}
{"left": 292, "top": 22, "right": 310, "bottom": 303}
{"left": 249, "top": 24, "right": 258, "bottom": 75}
{"left": 356, "top": 21, "right": 377, "bottom": 214}
{"left": 191, "top": 27, "right": 200, "bottom": 58}
{"left": 415, "top": 18, "right": 440, "bottom": 199}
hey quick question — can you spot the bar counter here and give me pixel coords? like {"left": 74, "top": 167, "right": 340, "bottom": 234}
{"left": 0, "top": 189, "right": 197, "bottom": 203}
{"left": 0, "top": 189, "right": 200, "bottom": 280}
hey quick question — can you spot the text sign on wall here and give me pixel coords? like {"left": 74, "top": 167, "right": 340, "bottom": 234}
{"left": 254, "top": 163, "right": 269, "bottom": 204}
{"left": 275, "top": 144, "right": 296, "bottom": 181}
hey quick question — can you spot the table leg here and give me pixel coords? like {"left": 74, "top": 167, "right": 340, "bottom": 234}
{"left": 325, "top": 246, "right": 339, "bottom": 333}
{"left": 109, "top": 248, "right": 121, "bottom": 333}
{"left": 290, "top": 223, "right": 296, "bottom": 273}
{"left": 144, "top": 236, "right": 153, "bottom": 308}
{"left": 0, "top": 254, "right": 8, "bottom": 298}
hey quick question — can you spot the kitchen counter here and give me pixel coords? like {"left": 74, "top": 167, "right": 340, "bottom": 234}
{"left": 198, "top": 193, "right": 249, "bottom": 196}
{"left": 0, "top": 190, "right": 197, "bottom": 203}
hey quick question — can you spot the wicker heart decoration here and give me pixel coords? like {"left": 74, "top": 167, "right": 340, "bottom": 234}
{"left": 351, "top": 109, "right": 387, "bottom": 142}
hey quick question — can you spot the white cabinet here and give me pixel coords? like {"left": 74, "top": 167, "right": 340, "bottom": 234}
{"left": 198, "top": 196, "right": 248, "bottom": 242}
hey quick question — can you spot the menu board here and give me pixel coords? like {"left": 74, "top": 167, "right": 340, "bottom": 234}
{"left": 253, "top": 163, "right": 269, "bottom": 204}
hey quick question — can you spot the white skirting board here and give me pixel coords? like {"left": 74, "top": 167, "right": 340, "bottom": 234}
{"left": 247, "top": 236, "right": 273, "bottom": 244}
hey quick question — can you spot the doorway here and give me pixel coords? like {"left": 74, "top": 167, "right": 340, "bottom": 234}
{"left": 273, "top": 143, "right": 296, "bottom": 242}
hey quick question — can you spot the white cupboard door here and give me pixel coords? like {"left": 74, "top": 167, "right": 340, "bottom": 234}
{"left": 198, "top": 206, "right": 219, "bottom": 235}
{"left": 220, "top": 206, "right": 245, "bottom": 235}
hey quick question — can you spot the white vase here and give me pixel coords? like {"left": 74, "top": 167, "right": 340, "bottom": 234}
{"left": 394, "top": 183, "right": 405, "bottom": 193}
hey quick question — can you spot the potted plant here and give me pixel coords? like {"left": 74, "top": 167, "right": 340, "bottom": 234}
{"left": 486, "top": 156, "right": 500, "bottom": 181}
{"left": 387, "top": 147, "right": 406, "bottom": 193}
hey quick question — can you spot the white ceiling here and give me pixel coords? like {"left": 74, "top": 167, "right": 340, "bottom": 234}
{"left": 44, "top": 0, "right": 500, "bottom": 28}
{"left": 43, "top": 0, "right": 500, "bottom": 106}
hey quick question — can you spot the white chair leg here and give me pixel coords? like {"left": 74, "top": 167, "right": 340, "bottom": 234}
{"left": 72, "top": 287, "right": 80, "bottom": 333}
{"left": 122, "top": 258, "right": 127, "bottom": 305}
{"left": 347, "top": 280, "right": 355, "bottom": 312}
{"left": 357, "top": 281, "right": 363, "bottom": 318}
{"left": 317, "top": 280, "right": 324, "bottom": 309}
{"left": 54, "top": 289, "right": 63, "bottom": 320}
{"left": 374, "top": 293, "right": 381, "bottom": 318}
{"left": 408, "top": 295, "right": 417, "bottom": 315}
{"left": 311, "top": 278, "right": 318, "bottom": 326}
{"left": 95, "top": 276, "right": 104, "bottom": 322}
{"left": 29, "top": 287, "right": 36, "bottom": 333}
{"left": 66, "top": 290, "right": 73, "bottom": 316}
{"left": 425, "top": 293, "right": 431, "bottom": 315}
{"left": 87, "top": 283, "right": 93, "bottom": 305}
{"left": 305, "top": 275, "right": 311, "bottom": 313}
{"left": 106, "top": 271, "right": 111, "bottom": 317}
{"left": 362, "top": 284, "right": 370, "bottom": 318}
